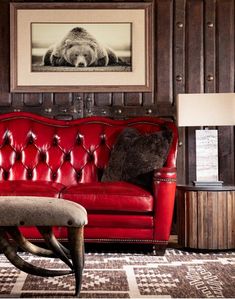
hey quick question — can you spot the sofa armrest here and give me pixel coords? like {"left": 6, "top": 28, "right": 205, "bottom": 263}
{"left": 152, "top": 167, "right": 177, "bottom": 242}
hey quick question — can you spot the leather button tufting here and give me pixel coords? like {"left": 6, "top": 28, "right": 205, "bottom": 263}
{"left": 52, "top": 137, "right": 58, "bottom": 146}
{"left": 40, "top": 152, "right": 46, "bottom": 162}
{"left": 52, "top": 172, "right": 57, "bottom": 180}
{"left": 28, "top": 135, "right": 34, "bottom": 145}
{"left": 100, "top": 135, "right": 106, "bottom": 144}
{"left": 87, "top": 153, "right": 94, "bottom": 162}
{"left": 76, "top": 171, "right": 82, "bottom": 182}
{"left": 3, "top": 170, "right": 9, "bottom": 180}
{"left": 64, "top": 152, "right": 71, "bottom": 162}
{"left": 27, "top": 169, "right": 33, "bottom": 180}
{"left": 15, "top": 152, "right": 22, "bottom": 161}
{"left": 3, "top": 135, "right": 10, "bottom": 145}
{"left": 76, "top": 135, "right": 82, "bottom": 145}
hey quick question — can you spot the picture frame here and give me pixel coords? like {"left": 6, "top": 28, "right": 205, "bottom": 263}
{"left": 10, "top": 2, "right": 153, "bottom": 93}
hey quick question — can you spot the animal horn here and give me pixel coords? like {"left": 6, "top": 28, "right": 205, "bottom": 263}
{"left": 0, "top": 228, "right": 72, "bottom": 277}
{"left": 37, "top": 226, "right": 73, "bottom": 269}
{"left": 68, "top": 226, "right": 85, "bottom": 296}
{"left": 6, "top": 226, "right": 54, "bottom": 257}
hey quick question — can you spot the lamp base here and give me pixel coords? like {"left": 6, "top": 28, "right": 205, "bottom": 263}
{"left": 193, "top": 181, "right": 224, "bottom": 187}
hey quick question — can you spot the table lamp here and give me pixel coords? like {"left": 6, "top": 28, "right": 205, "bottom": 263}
{"left": 176, "top": 93, "right": 235, "bottom": 186}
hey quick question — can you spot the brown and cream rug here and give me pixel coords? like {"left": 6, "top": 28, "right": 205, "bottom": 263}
{"left": 0, "top": 249, "right": 234, "bottom": 298}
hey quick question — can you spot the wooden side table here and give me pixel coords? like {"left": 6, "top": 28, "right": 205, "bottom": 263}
{"left": 177, "top": 185, "right": 235, "bottom": 250}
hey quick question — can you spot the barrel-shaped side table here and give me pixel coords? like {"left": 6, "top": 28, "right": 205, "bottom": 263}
{"left": 177, "top": 185, "right": 235, "bottom": 250}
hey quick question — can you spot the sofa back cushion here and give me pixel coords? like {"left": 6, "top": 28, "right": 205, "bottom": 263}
{"left": 0, "top": 113, "right": 178, "bottom": 186}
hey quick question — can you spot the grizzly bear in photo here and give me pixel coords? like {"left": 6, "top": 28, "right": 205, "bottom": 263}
{"left": 43, "top": 27, "right": 119, "bottom": 67}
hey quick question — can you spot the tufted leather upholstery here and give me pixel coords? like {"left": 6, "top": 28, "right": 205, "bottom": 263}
{"left": 0, "top": 112, "right": 178, "bottom": 246}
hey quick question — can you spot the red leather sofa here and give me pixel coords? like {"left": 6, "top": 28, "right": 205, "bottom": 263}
{"left": 0, "top": 112, "right": 178, "bottom": 248}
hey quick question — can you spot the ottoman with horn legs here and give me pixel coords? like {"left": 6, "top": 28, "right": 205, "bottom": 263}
{"left": 0, "top": 196, "right": 88, "bottom": 297}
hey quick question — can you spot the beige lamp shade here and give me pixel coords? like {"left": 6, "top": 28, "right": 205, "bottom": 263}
{"left": 176, "top": 93, "right": 235, "bottom": 127}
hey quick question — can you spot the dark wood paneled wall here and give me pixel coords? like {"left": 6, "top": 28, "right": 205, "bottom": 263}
{"left": 0, "top": 0, "right": 234, "bottom": 184}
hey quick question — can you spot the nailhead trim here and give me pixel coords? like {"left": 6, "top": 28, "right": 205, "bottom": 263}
{"left": 84, "top": 238, "right": 168, "bottom": 244}
{"left": 154, "top": 178, "right": 176, "bottom": 183}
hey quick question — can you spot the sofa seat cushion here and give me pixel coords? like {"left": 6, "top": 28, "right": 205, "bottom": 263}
{"left": 61, "top": 182, "right": 153, "bottom": 213}
{"left": 0, "top": 180, "right": 65, "bottom": 198}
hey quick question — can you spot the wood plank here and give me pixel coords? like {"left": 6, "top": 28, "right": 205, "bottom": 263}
{"left": 173, "top": 0, "right": 186, "bottom": 98}
{"left": 207, "top": 191, "right": 213, "bottom": 249}
{"left": 155, "top": 0, "right": 173, "bottom": 103}
{"left": 216, "top": 0, "right": 234, "bottom": 92}
{"left": 174, "top": 0, "right": 186, "bottom": 185}
{"left": 23, "top": 94, "right": 43, "bottom": 107}
{"left": 94, "top": 93, "right": 112, "bottom": 107}
{"left": 197, "top": 191, "right": 203, "bottom": 248}
{"left": 177, "top": 190, "right": 185, "bottom": 246}
{"left": 227, "top": 191, "right": 233, "bottom": 249}
{"left": 188, "top": 191, "right": 198, "bottom": 248}
{"left": 54, "top": 93, "right": 73, "bottom": 106}
{"left": 0, "top": 0, "right": 11, "bottom": 106}
{"left": 124, "top": 93, "right": 142, "bottom": 106}
{"left": 232, "top": 192, "right": 235, "bottom": 247}
{"left": 186, "top": 127, "right": 196, "bottom": 184}
{"left": 212, "top": 192, "right": 219, "bottom": 249}
{"left": 185, "top": 0, "right": 204, "bottom": 93}
{"left": 218, "top": 127, "right": 235, "bottom": 185}
{"left": 112, "top": 93, "right": 124, "bottom": 106}
{"left": 217, "top": 192, "right": 225, "bottom": 249}
{"left": 204, "top": 0, "right": 216, "bottom": 93}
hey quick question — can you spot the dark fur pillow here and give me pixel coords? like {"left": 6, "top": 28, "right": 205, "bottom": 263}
{"left": 101, "top": 127, "right": 173, "bottom": 189}
{"left": 101, "top": 128, "right": 138, "bottom": 182}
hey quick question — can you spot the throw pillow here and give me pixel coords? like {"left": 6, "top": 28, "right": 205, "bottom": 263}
{"left": 101, "top": 127, "right": 139, "bottom": 182}
{"left": 101, "top": 126, "right": 173, "bottom": 190}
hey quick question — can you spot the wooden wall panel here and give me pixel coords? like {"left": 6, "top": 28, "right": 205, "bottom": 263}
{"left": 204, "top": 0, "right": 216, "bottom": 93}
{"left": 185, "top": 0, "right": 204, "bottom": 184}
{"left": 174, "top": 0, "right": 186, "bottom": 184}
{"left": 0, "top": 0, "right": 11, "bottom": 106}
{"left": 216, "top": 0, "right": 235, "bottom": 184}
{"left": 155, "top": 0, "right": 173, "bottom": 104}
{"left": 0, "top": 0, "right": 234, "bottom": 185}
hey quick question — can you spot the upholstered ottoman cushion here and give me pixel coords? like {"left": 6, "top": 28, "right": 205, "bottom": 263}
{"left": 0, "top": 196, "right": 87, "bottom": 227}
{"left": 61, "top": 181, "right": 153, "bottom": 212}
{"left": 0, "top": 181, "right": 65, "bottom": 198}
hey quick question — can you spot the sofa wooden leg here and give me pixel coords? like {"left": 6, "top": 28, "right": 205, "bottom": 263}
{"left": 68, "top": 226, "right": 85, "bottom": 297}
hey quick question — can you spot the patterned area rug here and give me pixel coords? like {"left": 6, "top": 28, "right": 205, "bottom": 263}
{"left": 0, "top": 249, "right": 234, "bottom": 298}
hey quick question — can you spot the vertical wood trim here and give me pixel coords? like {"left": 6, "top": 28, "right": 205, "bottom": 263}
{"left": 188, "top": 192, "right": 198, "bottom": 248}
{"left": 156, "top": 0, "right": 173, "bottom": 103}
{"left": 212, "top": 191, "right": 218, "bottom": 249}
{"left": 216, "top": 0, "right": 234, "bottom": 92}
{"left": 174, "top": 0, "right": 186, "bottom": 185}
{"left": 174, "top": 0, "right": 186, "bottom": 98}
{"left": 217, "top": 192, "right": 224, "bottom": 249}
{"left": 227, "top": 191, "right": 232, "bottom": 249}
{"left": 0, "top": 0, "right": 11, "bottom": 105}
{"left": 197, "top": 191, "right": 204, "bottom": 248}
{"left": 185, "top": 0, "right": 204, "bottom": 183}
{"left": 204, "top": 0, "right": 216, "bottom": 93}
{"left": 218, "top": 127, "right": 235, "bottom": 184}
{"left": 185, "top": 0, "right": 204, "bottom": 93}
{"left": 207, "top": 191, "right": 212, "bottom": 248}
{"left": 232, "top": 192, "right": 235, "bottom": 247}
{"left": 216, "top": 0, "right": 235, "bottom": 185}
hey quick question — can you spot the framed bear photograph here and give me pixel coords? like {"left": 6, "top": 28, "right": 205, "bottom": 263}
{"left": 10, "top": 2, "right": 153, "bottom": 92}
